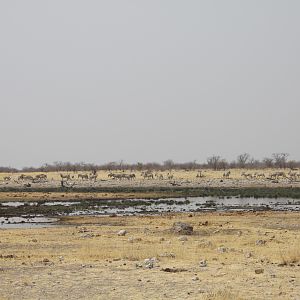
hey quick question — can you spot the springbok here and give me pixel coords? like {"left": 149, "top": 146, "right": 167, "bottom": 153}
{"left": 143, "top": 172, "right": 154, "bottom": 179}
{"left": 223, "top": 171, "right": 231, "bottom": 179}
{"left": 167, "top": 173, "right": 174, "bottom": 180}
{"left": 241, "top": 172, "right": 253, "bottom": 179}
{"left": 89, "top": 174, "right": 98, "bottom": 181}
{"left": 196, "top": 171, "right": 204, "bottom": 178}
{"left": 269, "top": 171, "right": 287, "bottom": 180}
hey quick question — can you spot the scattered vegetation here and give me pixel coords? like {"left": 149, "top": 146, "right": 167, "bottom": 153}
{"left": 1, "top": 153, "right": 299, "bottom": 173}
{"left": 279, "top": 247, "right": 300, "bottom": 266}
{"left": 202, "top": 290, "right": 243, "bottom": 300}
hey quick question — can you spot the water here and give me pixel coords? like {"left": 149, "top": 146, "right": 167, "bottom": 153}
{"left": 0, "top": 216, "right": 58, "bottom": 229}
{"left": 67, "top": 196, "right": 300, "bottom": 216}
{"left": 43, "top": 201, "right": 80, "bottom": 206}
{"left": 0, "top": 197, "right": 299, "bottom": 228}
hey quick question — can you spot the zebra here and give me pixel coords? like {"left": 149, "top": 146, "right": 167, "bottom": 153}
{"left": 35, "top": 174, "right": 47, "bottom": 180}
{"left": 78, "top": 174, "right": 89, "bottom": 180}
{"left": 18, "top": 174, "right": 34, "bottom": 181}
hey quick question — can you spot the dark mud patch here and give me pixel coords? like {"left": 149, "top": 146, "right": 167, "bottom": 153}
{"left": 1, "top": 196, "right": 299, "bottom": 228}
{"left": 1, "top": 186, "right": 300, "bottom": 199}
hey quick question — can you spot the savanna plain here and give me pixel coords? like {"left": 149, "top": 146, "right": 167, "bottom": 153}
{"left": 0, "top": 169, "right": 299, "bottom": 299}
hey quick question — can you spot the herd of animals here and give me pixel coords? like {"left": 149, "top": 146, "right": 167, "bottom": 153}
{"left": 1, "top": 169, "right": 300, "bottom": 185}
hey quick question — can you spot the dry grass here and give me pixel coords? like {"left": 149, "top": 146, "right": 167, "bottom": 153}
{"left": 0, "top": 168, "right": 294, "bottom": 181}
{"left": 0, "top": 211, "right": 299, "bottom": 299}
{"left": 279, "top": 247, "right": 300, "bottom": 265}
{"left": 201, "top": 290, "right": 244, "bottom": 300}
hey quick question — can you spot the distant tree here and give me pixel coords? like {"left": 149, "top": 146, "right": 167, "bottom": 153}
{"left": 236, "top": 153, "right": 250, "bottom": 168}
{"left": 207, "top": 155, "right": 223, "bottom": 170}
{"left": 263, "top": 157, "right": 273, "bottom": 168}
{"left": 219, "top": 159, "right": 228, "bottom": 170}
{"left": 248, "top": 158, "right": 260, "bottom": 169}
{"left": 182, "top": 160, "right": 198, "bottom": 170}
{"left": 136, "top": 162, "right": 144, "bottom": 171}
{"left": 163, "top": 159, "right": 174, "bottom": 170}
{"left": 272, "top": 153, "right": 289, "bottom": 169}
{"left": 287, "top": 160, "right": 297, "bottom": 170}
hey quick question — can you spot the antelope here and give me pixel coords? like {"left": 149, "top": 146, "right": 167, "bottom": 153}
{"left": 141, "top": 171, "right": 154, "bottom": 179}
{"left": 288, "top": 170, "right": 299, "bottom": 181}
{"left": 143, "top": 173, "right": 154, "bottom": 179}
{"left": 122, "top": 174, "right": 136, "bottom": 180}
{"left": 196, "top": 171, "right": 204, "bottom": 178}
{"left": 241, "top": 172, "right": 253, "bottom": 179}
{"left": 223, "top": 171, "right": 231, "bottom": 179}
{"left": 255, "top": 173, "right": 265, "bottom": 179}
{"left": 60, "top": 174, "right": 71, "bottom": 180}
{"left": 269, "top": 171, "right": 287, "bottom": 180}
{"left": 89, "top": 174, "right": 98, "bottom": 181}
{"left": 167, "top": 173, "right": 174, "bottom": 180}
{"left": 18, "top": 174, "right": 26, "bottom": 180}
{"left": 128, "top": 174, "right": 136, "bottom": 180}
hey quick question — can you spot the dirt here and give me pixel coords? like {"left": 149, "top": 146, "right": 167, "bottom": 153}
{"left": 0, "top": 211, "right": 299, "bottom": 299}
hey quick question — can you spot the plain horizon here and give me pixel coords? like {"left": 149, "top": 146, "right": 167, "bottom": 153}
{"left": 1, "top": 1, "right": 299, "bottom": 169}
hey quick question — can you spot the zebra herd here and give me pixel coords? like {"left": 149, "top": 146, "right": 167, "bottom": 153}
{"left": 1, "top": 169, "right": 300, "bottom": 184}
{"left": 1, "top": 173, "right": 48, "bottom": 184}
{"left": 108, "top": 173, "right": 136, "bottom": 180}
{"left": 241, "top": 170, "right": 300, "bottom": 181}
{"left": 60, "top": 173, "right": 98, "bottom": 181}
{"left": 18, "top": 173, "right": 47, "bottom": 182}
{"left": 107, "top": 172, "right": 174, "bottom": 180}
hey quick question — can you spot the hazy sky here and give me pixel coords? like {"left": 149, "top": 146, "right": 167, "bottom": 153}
{"left": 1, "top": 1, "right": 299, "bottom": 168}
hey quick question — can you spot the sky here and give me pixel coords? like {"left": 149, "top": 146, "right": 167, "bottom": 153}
{"left": 0, "top": 1, "right": 299, "bottom": 168}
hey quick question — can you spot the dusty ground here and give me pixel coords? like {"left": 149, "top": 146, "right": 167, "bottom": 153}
{"left": 0, "top": 212, "right": 299, "bottom": 300}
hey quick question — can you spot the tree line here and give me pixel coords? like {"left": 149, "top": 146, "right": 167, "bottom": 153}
{"left": 0, "top": 153, "right": 299, "bottom": 173}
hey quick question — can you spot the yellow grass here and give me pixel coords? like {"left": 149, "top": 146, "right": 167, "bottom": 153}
{"left": 0, "top": 168, "right": 294, "bottom": 181}
{"left": 201, "top": 290, "right": 243, "bottom": 300}
{"left": 279, "top": 246, "right": 300, "bottom": 265}
{"left": 0, "top": 212, "right": 299, "bottom": 299}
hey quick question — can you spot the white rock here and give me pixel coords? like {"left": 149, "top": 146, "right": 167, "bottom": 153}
{"left": 217, "top": 246, "right": 227, "bottom": 253}
{"left": 199, "top": 259, "right": 207, "bottom": 267}
{"left": 178, "top": 236, "right": 188, "bottom": 242}
{"left": 144, "top": 257, "right": 157, "bottom": 269}
{"left": 117, "top": 230, "right": 127, "bottom": 236}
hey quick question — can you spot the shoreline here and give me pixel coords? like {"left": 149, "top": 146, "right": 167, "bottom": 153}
{"left": 1, "top": 186, "right": 300, "bottom": 202}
